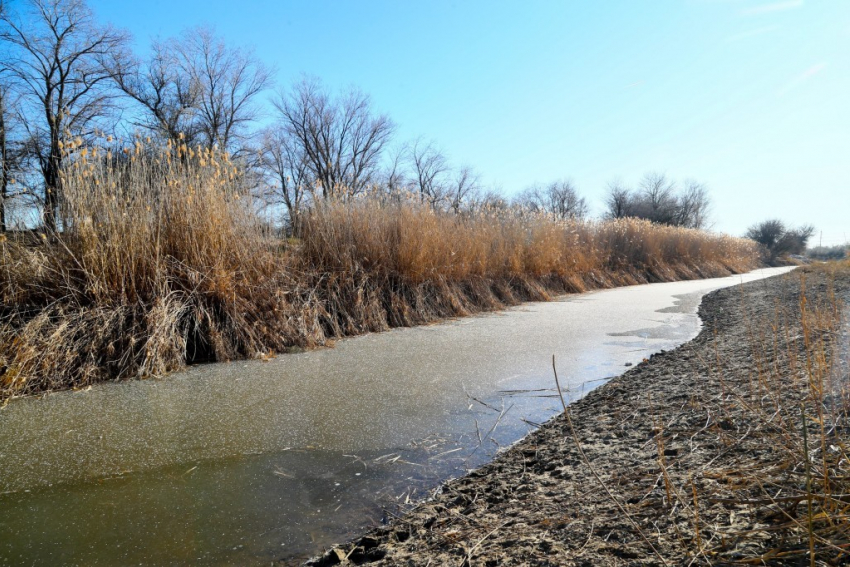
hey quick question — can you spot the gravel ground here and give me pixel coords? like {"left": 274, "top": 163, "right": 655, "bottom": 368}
{"left": 303, "top": 266, "right": 850, "bottom": 567}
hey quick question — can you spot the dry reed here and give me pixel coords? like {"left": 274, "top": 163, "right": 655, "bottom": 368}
{"left": 0, "top": 139, "right": 760, "bottom": 400}
{"left": 628, "top": 264, "right": 850, "bottom": 564}
{"left": 693, "top": 265, "right": 850, "bottom": 564}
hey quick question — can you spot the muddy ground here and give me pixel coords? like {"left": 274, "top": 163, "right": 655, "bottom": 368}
{"left": 304, "top": 266, "right": 850, "bottom": 566}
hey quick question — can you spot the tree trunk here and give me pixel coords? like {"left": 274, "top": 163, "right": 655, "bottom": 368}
{"left": 0, "top": 99, "right": 7, "bottom": 233}
{"left": 42, "top": 133, "right": 62, "bottom": 232}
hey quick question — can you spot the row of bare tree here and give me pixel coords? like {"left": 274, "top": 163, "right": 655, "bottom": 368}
{"left": 0, "top": 0, "right": 713, "bottom": 234}
{"left": 0, "top": 0, "right": 279, "bottom": 229}
{"left": 604, "top": 173, "right": 712, "bottom": 229}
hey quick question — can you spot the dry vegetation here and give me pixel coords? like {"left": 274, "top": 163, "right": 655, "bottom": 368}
{"left": 631, "top": 263, "right": 850, "bottom": 565}
{"left": 0, "top": 140, "right": 322, "bottom": 397}
{"left": 0, "top": 142, "right": 759, "bottom": 401}
{"left": 697, "top": 262, "right": 850, "bottom": 564}
{"left": 636, "top": 264, "right": 850, "bottom": 565}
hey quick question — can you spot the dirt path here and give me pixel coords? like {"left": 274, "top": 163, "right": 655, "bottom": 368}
{"left": 303, "top": 266, "right": 850, "bottom": 566}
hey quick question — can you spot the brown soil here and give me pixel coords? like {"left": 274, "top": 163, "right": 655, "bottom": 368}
{"left": 304, "top": 266, "right": 850, "bottom": 566}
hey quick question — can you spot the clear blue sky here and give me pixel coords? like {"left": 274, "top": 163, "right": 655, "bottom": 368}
{"left": 87, "top": 0, "right": 848, "bottom": 243}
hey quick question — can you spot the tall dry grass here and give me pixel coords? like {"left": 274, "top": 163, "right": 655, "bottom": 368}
{"left": 299, "top": 198, "right": 758, "bottom": 334}
{"left": 619, "top": 264, "right": 850, "bottom": 564}
{"left": 0, "top": 140, "right": 760, "bottom": 400}
{"left": 0, "top": 139, "right": 322, "bottom": 398}
{"left": 681, "top": 265, "right": 850, "bottom": 564}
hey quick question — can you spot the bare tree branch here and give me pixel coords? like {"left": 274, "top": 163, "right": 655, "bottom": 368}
{"left": 257, "top": 122, "right": 311, "bottom": 234}
{"left": 517, "top": 179, "right": 588, "bottom": 220}
{"left": 0, "top": 0, "right": 129, "bottom": 229}
{"left": 274, "top": 77, "right": 395, "bottom": 198}
{"left": 106, "top": 38, "right": 201, "bottom": 146}
{"left": 171, "top": 26, "right": 271, "bottom": 154}
{"left": 409, "top": 137, "right": 448, "bottom": 205}
{"left": 448, "top": 165, "right": 481, "bottom": 213}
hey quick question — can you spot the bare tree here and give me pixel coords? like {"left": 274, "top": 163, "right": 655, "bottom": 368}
{"left": 746, "top": 219, "right": 814, "bottom": 264}
{"left": 604, "top": 179, "right": 632, "bottom": 219}
{"left": 107, "top": 38, "right": 201, "bottom": 146}
{"left": 636, "top": 172, "right": 678, "bottom": 225}
{"left": 448, "top": 165, "right": 481, "bottom": 213}
{"left": 469, "top": 188, "right": 510, "bottom": 214}
{"left": 381, "top": 143, "right": 409, "bottom": 196}
{"left": 517, "top": 179, "right": 588, "bottom": 220}
{"left": 172, "top": 26, "right": 271, "bottom": 154}
{"left": 1, "top": 70, "right": 38, "bottom": 231}
{"left": 409, "top": 138, "right": 448, "bottom": 204}
{"left": 0, "top": 0, "right": 128, "bottom": 230}
{"left": 0, "top": 76, "right": 14, "bottom": 231}
{"left": 274, "top": 77, "right": 395, "bottom": 198}
{"left": 258, "top": 122, "right": 310, "bottom": 234}
{"left": 676, "top": 180, "right": 711, "bottom": 229}
{"left": 604, "top": 174, "right": 712, "bottom": 228}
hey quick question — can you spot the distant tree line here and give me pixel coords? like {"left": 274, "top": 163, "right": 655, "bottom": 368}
{"left": 806, "top": 244, "right": 847, "bottom": 261}
{"left": 515, "top": 180, "right": 588, "bottom": 220}
{"left": 1, "top": 0, "right": 727, "bottom": 237}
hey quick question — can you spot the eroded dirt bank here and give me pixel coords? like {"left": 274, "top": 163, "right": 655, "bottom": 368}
{"left": 304, "top": 266, "right": 850, "bottom": 566}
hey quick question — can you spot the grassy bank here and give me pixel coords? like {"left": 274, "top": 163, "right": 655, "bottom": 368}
{"left": 688, "top": 261, "right": 850, "bottom": 563}
{"left": 0, "top": 145, "right": 759, "bottom": 400}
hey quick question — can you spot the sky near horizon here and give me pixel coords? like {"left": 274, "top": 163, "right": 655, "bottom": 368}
{"left": 85, "top": 0, "right": 848, "bottom": 243}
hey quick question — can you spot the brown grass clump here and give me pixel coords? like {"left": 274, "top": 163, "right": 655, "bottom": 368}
{"left": 0, "top": 140, "right": 760, "bottom": 400}
{"left": 696, "top": 265, "right": 850, "bottom": 564}
{"left": 616, "top": 264, "right": 850, "bottom": 565}
{"left": 0, "top": 140, "right": 322, "bottom": 398}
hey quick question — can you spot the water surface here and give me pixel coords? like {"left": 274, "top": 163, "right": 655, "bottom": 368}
{"left": 0, "top": 268, "right": 792, "bottom": 565}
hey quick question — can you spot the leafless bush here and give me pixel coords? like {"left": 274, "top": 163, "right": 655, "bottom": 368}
{"left": 746, "top": 219, "right": 815, "bottom": 264}
{"left": 604, "top": 172, "right": 712, "bottom": 229}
